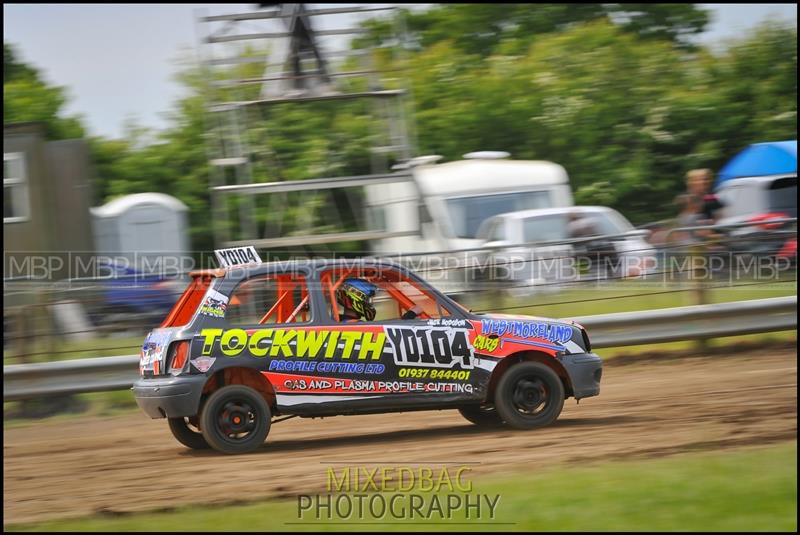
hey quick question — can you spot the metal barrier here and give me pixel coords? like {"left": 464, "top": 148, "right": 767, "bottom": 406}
{"left": 4, "top": 355, "right": 140, "bottom": 401}
{"left": 573, "top": 295, "right": 797, "bottom": 348}
{"left": 3, "top": 296, "right": 796, "bottom": 401}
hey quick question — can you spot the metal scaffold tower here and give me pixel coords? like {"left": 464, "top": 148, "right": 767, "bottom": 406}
{"left": 195, "top": 4, "right": 418, "bottom": 251}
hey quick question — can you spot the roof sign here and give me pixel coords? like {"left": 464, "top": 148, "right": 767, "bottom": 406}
{"left": 214, "top": 246, "right": 262, "bottom": 268}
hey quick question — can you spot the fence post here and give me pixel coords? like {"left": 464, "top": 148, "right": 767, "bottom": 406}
{"left": 690, "top": 240, "right": 708, "bottom": 351}
{"left": 14, "top": 306, "right": 30, "bottom": 364}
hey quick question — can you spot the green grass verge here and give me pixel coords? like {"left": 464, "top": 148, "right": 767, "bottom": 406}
{"left": 461, "top": 279, "right": 796, "bottom": 318}
{"left": 598, "top": 330, "right": 796, "bottom": 358}
{"left": 7, "top": 442, "right": 796, "bottom": 532}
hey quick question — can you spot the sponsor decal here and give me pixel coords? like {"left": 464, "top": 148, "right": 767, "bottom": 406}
{"left": 267, "top": 372, "right": 475, "bottom": 395}
{"left": 199, "top": 288, "right": 229, "bottom": 318}
{"left": 398, "top": 368, "right": 471, "bottom": 381}
{"left": 384, "top": 327, "right": 474, "bottom": 370}
{"left": 425, "top": 318, "right": 468, "bottom": 328}
{"left": 140, "top": 330, "right": 170, "bottom": 371}
{"left": 472, "top": 334, "right": 500, "bottom": 353}
{"left": 480, "top": 319, "right": 573, "bottom": 345}
{"left": 267, "top": 359, "right": 385, "bottom": 375}
{"left": 191, "top": 355, "right": 216, "bottom": 373}
{"left": 199, "top": 328, "right": 386, "bottom": 360}
{"left": 214, "top": 246, "right": 262, "bottom": 267}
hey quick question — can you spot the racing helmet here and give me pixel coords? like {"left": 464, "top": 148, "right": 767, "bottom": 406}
{"left": 336, "top": 278, "right": 377, "bottom": 321}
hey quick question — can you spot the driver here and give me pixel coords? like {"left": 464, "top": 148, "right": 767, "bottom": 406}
{"left": 336, "top": 278, "right": 377, "bottom": 322}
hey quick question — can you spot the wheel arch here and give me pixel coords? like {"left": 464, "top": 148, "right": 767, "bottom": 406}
{"left": 487, "top": 351, "right": 573, "bottom": 401}
{"left": 201, "top": 367, "right": 277, "bottom": 410}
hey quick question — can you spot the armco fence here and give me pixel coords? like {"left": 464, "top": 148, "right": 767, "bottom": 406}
{"left": 3, "top": 295, "right": 796, "bottom": 402}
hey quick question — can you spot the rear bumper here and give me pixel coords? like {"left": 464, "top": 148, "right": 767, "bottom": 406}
{"left": 558, "top": 352, "right": 602, "bottom": 400}
{"left": 132, "top": 375, "right": 206, "bottom": 419}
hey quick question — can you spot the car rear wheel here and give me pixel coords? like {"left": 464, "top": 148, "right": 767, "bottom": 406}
{"left": 200, "top": 385, "right": 271, "bottom": 454}
{"left": 167, "top": 416, "right": 210, "bottom": 450}
{"left": 458, "top": 405, "right": 505, "bottom": 427}
{"left": 494, "top": 362, "right": 564, "bottom": 430}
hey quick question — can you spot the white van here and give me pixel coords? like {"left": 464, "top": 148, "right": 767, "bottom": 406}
{"left": 715, "top": 174, "right": 797, "bottom": 224}
{"left": 365, "top": 152, "right": 575, "bottom": 257}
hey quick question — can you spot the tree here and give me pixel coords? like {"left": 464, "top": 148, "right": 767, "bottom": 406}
{"left": 354, "top": 4, "right": 710, "bottom": 56}
{"left": 377, "top": 17, "right": 795, "bottom": 224}
{"left": 3, "top": 42, "right": 85, "bottom": 140}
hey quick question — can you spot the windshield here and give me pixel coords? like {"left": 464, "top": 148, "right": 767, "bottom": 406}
{"left": 767, "top": 177, "right": 797, "bottom": 217}
{"left": 446, "top": 190, "right": 551, "bottom": 238}
{"left": 523, "top": 215, "right": 569, "bottom": 242}
{"left": 523, "top": 210, "right": 631, "bottom": 243}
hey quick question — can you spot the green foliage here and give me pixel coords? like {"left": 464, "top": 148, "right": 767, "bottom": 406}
{"left": 354, "top": 3, "right": 709, "bottom": 55}
{"left": 4, "top": 10, "right": 797, "bottom": 242}
{"left": 4, "top": 43, "right": 38, "bottom": 81}
{"left": 3, "top": 42, "right": 85, "bottom": 140}
{"left": 391, "top": 18, "right": 796, "bottom": 223}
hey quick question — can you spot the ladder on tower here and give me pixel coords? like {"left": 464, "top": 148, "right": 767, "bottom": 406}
{"left": 196, "top": 4, "right": 420, "bottom": 251}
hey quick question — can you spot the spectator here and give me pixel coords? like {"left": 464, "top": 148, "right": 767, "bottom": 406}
{"left": 686, "top": 168, "right": 724, "bottom": 224}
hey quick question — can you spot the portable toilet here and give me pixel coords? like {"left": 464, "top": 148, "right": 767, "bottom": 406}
{"left": 91, "top": 193, "right": 190, "bottom": 265}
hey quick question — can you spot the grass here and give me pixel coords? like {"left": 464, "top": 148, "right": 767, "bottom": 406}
{"left": 598, "top": 331, "right": 796, "bottom": 359}
{"left": 3, "top": 335, "right": 145, "bottom": 364}
{"left": 461, "top": 279, "right": 796, "bottom": 319}
{"left": 6, "top": 441, "right": 796, "bottom": 532}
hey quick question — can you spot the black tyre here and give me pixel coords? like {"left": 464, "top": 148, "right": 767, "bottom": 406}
{"left": 458, "top": 405, "right": 505, "bottom": 427}
{"left": 494, "top": 362, "right": 565, "bottom": 430}
{"left": 200, "top": 385, "right": 271, "bottom": 454}
{"left": 168, "top": 416, "right": 210, "bottom": 450}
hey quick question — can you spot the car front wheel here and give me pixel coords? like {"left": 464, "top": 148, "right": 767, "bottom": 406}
{"left": 494, "top": 362, "right": 565, "bottom": 430}
{"left": 200, "top": 385, "right": 271, "bottom": 454}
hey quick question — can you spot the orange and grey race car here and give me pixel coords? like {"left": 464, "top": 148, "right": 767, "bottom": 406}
{"left": 133, "top": 246, "right": 602, "bottom": 454}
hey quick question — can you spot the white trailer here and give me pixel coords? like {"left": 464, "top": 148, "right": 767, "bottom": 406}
{"left": 366, "top": 152, "right": 574, "bottom": 257}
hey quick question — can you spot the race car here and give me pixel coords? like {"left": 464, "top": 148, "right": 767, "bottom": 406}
{"left": 133, "top": 246, "right": 603, "bottom": 454}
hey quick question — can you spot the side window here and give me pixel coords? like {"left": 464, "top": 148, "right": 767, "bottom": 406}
{"left": 4, "top": 153, "right": 29, "bottom": 223}
{"left": 320, "top": 267, "right": 452, "bottom": 323}
{"left": 226, "top": 273, "right": 310, "bottom": 325}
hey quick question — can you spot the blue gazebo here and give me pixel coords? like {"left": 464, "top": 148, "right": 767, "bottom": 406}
{"left": 716, "top": 140, "right": 797, "bottom": 188}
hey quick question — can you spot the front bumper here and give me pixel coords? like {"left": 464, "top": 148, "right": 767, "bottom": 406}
{"left": 558, "top": 352, "right": 602, "bottom": 400}
{"left": 132, "top": 375, "right": 207, "bottom": 419}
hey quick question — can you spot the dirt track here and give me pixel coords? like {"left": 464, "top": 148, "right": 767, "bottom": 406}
{"left": 4, "top": 349, "right": 797, "bottom": 525}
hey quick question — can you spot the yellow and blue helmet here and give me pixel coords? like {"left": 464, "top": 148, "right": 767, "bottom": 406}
{"left": 336, "top": 278, "right": 377, "bottom": 320}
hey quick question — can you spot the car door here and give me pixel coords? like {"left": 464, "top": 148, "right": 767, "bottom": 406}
{"left": 286, "top": 265, "right": 486, "bottom": 415}
{"left": 520, "top": 215, "right": 574, "bottom": 285}
{"left": 189, "top": 267, "right": 320, "bottom": 404}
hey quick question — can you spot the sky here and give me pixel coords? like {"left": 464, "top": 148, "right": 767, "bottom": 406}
{"left": 4, "top": 3, "right": 797, "bottom": 140}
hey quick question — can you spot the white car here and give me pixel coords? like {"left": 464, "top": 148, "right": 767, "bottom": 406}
{"left": 475, "top": 206, "right": 656, "bottom": 289}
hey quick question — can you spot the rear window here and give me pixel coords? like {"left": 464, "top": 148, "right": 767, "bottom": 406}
{"left": 160, "top": 275, "right": 214, "bottom": 328}
{"left": 226, "top": 274, "right": 310, "bottom": 325}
